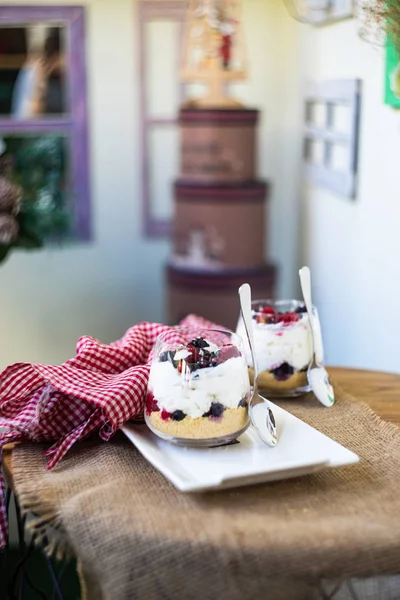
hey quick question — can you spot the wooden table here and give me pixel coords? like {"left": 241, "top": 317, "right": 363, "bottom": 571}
{"left": 4, "top": 366, "right": 400, "bottom": 487}
{"left": 329, "top": 366, "right": 400, "bottom": 426}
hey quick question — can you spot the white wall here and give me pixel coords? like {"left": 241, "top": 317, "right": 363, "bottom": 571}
{"left": 232, "top": 0, "right": 303, "bottom": 299}
{"left": 298, "top": 19, "right": 400, "bottom": 372}
{"left": 0, "top": 0, "right": 300, "bottom": 369}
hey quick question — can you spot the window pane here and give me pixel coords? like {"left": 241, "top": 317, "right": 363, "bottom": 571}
{"left": 0, "top": 133, "right": 74, "bottom": 242}
{"left": 145, "top": 21, "right": 180, "bottom": 119}
{"left": 333, "top": 104, "right": 350, "bottom": 132}
{"left": 0, "top": 25, "right": 69, "bottom": 118}
{"left": 148, "top": 124, "right": 178, "bottom": 220}
{"left": 309, "top": 139, "right": 324, "bottom": 164}
{"left": 331, "top": 143, "right": 349, "bottom": 172}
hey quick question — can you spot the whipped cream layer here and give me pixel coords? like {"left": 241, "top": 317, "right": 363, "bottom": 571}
{"left": 237, "top": 315, "right": 313, "bottom": 373}
{"left": 149, "top": 355, "right": 250, "bottom": 419}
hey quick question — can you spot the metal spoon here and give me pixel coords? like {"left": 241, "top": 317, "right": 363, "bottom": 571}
{"left": 299, "top": 266, "right": 335, "bottom": 408}
{"left": 238, "top": 283, "right": 278, "bottom": 447}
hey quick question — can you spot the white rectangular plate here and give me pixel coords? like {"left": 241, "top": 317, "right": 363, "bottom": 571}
{"left": 121, "top": 403, "right": 359, "bottom": 492}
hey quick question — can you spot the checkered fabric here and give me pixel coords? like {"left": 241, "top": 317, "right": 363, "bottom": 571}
{"left": 0, "top": 314, "right": 218, "bottom": 549}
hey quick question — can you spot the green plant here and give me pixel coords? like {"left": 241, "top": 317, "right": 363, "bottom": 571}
{"left": 0, "top": 135, "right": 72, "bottom": 265}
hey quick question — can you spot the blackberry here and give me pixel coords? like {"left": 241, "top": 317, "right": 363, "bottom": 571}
{"left": 295, "top": 305, "right": 307, "bottom": 314}
{"left": 159, "top": 351, "right": 169, "bottom": 363}
{"left": 203, "top": 402, "right": 225, "bottom": 418}
{"left": 171, "top": 410, "right": 186, "bottom": 421}
{"left": 238, "top": 398, "right": 248, "bottom": 408}
{"left": 270, "top": 362, "right": 294, "bottom": 382}
{"left": 188, "top": 337, "right": 209, "bottom": 349}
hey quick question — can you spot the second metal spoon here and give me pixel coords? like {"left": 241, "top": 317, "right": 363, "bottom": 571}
{"left": 299, "top": 266, "right": 335, "bottom": 408}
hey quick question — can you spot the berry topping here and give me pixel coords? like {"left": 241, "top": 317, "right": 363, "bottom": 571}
{"left": 276, "top": 312, "right": 300, "bottom": 325}
{"left": 253, "top": 303, "right": 306, "bottom": 326}
{"left": 171, "top": 410, "right": 186, "bottom": 421}
{"left": 261, "top": 306, "right": 275, "bottom": 315}
{"left": 203, "top": 402, "right": 225, "bottom": 418}
{"left": 160, "top": 409, "right": 172, "bottom": 421}
{"left": 188, "top": 337, "right": 209, "bottom": 349}
{"left": 238, "top": 398, "right": 248, "bottom": 408}
{"left": 295, "top": 305, "right": 307, "bottom": 314}
{"left": 270, "top": 362, "right": 294, "bottom": 382}
{"left": 174, "top": 337, "right": 221, "bottom": 372}
{"left": 172, "top": 338, "right": 240, "bottom": 373}
{"left": 145, "top": 391, "right": 159, "bottom": 415}
{"left": 186, "top": 347, "right": 201, "bottom": 364}
{"left": 211, "top": 402, "right": 225, "bottom": 417}
{"left": 218, "top": 344, "right": 241, "bottom": 362}
{"left": 256, "top": 313, "right": 276, "bottom": 325}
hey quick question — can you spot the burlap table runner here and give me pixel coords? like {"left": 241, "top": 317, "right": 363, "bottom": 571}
{"left": 10, "top": 386, "right": 400, "bottom": 600}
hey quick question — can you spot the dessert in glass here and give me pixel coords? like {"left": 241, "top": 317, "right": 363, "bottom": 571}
{"left": 145, "top": 328, "right": 250, "bottom": 446}
{"left": 237, "top": 299, "right": 321, "bottom": 397}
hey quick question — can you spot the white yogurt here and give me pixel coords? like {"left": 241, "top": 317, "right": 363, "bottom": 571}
{"left": 148, "top": 355, "right": 250, "bottom": 418}
{"left": 237, "top": 314, "right": 313, "bottom": 373}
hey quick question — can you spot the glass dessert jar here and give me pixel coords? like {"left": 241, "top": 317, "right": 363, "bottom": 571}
{"left": 145, "top": 328, "right": 250, "bottom": 447}
{"left": 236, "top": 299, "right": 322, "bottom": 398}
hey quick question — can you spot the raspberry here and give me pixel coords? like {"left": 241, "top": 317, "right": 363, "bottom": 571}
{"left": 276, "top": 312, "right": 299, "bottom": 324}
{"left": 145, "top": 392, "right": 159, "bottom": 415}
{"left": 219, "top": 344, "right": 241, "bottom": 362}
{"left": 160, "top": 409, "right": 172, "bottom": 421}
{"left": 186, "top": 347, "right": 201, "bottom": 363}
{"left": 261, "top": 306, "right": 275, "bottom": 315}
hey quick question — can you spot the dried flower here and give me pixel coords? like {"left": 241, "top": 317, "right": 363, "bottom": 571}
{"left": 0, "top": 176, "right": 22, "bottom": 215}
{"left": 0, "top": 214, "right": 19, "bottom": 245}
{"left": 362, "top": 0, "right": 400, "bottom": 55}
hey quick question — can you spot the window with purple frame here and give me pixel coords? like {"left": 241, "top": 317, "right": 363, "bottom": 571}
{"left": 0, "top": 6, "right": 90, "bottom": 245}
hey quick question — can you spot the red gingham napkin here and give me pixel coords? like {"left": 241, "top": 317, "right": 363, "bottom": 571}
{"left": 0, "top": 314, "right": 221, "bottom": 549}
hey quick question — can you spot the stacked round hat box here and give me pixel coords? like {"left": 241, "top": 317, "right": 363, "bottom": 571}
{"left": 166, "top": 0, "right": 277, "bottom": 329}
{"left": 166, "top": 108, "right": 276, "bottom": 329}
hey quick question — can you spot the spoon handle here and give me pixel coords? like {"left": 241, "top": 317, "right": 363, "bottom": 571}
{"left": 299, "top": 266, "right": 317, "bottom": 364}
{"left": 299, "top": 266, "right": 313, "bottom": 316}
{"left": 238, "top": 283, "right": 258, "bottom": 382}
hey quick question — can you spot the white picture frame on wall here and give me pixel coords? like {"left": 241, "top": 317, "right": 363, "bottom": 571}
{"left": 303, "top": 78, "right": 361, "bottom": 199}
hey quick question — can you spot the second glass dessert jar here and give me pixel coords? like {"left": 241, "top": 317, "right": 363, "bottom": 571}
{"left": 236, "top": 299, "right": 323, "bottom": 398}
{"left": 145, "top": 328, "right": 251, "bottom": 447}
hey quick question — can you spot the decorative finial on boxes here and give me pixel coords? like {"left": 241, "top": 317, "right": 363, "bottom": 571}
{"left": 180, "top": 0, "right": 248, "bottom": 108}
